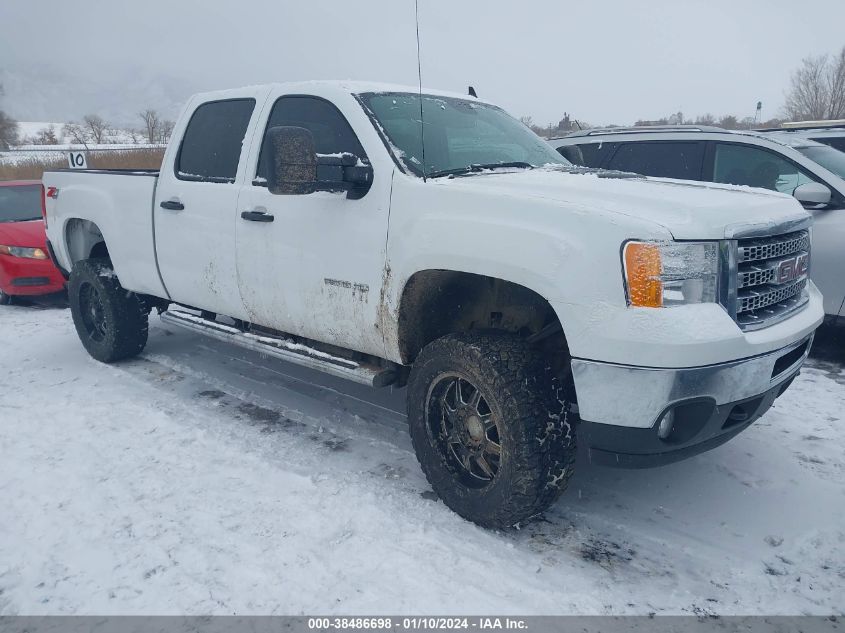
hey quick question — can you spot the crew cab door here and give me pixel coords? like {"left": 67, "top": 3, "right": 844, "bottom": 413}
{"left": 154, "top": 95, "right": 262, "bottom": 319}
{"left": 235, "top": 92, "right": 391, "bottom": 358}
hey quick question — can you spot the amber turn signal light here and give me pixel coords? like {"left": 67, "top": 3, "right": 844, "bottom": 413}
{"left": 623, "top": 242, "right": 663, "bottom": 308}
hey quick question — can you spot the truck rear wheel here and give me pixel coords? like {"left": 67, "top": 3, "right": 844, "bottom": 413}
{"left": 68, "top": 258, "right": 149, "bottom": 363}
{"left": 407, "top": 332, "right": 576, "bottom": 528}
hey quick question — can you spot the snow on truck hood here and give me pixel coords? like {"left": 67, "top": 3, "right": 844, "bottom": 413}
{"left": 434, "top": 168, "right": 809, "bottom": 240}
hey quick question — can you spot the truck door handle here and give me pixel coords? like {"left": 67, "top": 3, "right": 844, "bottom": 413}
{"left": 241, "top": 210, "right": 274, "bottom": 223}
{"left": 160, "top": 199, "right": 185, "bottom": 211}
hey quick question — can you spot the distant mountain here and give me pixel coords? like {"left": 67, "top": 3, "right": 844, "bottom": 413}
{"left": 0, "top": 63, "right": 197, "bottom": 128}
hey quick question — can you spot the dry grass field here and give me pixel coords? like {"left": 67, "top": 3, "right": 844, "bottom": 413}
{"left": 0, "top": 148, "right": 164, "bottom": 180}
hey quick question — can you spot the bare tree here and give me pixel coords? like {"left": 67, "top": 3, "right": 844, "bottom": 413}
{"left": 0, "top": 111, "right": 17, "bottom": 150}
{"left": 738, "top": 116, "right": 758, "bottom": 130}
{"left": 0, "top": 83, "right": 19, "bottom": 150}
{"left": 784, "top": 47, "right": 845, "bottom": 121}
{"left": 718, "top": 115, "right": 738, "bottom": 130}
{"left": 62, "top": 122, "right": 89, "bottom": 147}
{"left": 83, "top": 115, "right": 109, "bottom": 144}
{"left": 827, "top": 46, "right": 845, "bottom": 120}
{"left": 34, "top": 125, "right": 59, "bottom": 145}
{"left": 139, "top": 109, "right": 161, "bottom": 144}
{"left": 159, "top": 120, "right": 175, "bottom": 143}
{"left": 785, "top": 55, "right": 830, "bottom": 120}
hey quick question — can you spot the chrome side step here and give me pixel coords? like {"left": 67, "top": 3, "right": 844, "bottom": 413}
{"left": 160, "top": 309, "right": 396, "bottom": 388}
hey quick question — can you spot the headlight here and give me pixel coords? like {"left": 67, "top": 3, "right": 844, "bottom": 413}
{"left": 0, "top": 245, "right": 48, "bottom": 260}
{"left": 623, "top": 241, "right": 719, "bottom": 307}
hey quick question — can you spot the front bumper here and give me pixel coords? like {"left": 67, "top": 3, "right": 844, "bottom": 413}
{"left": 0, "top": 253, "right": 66, "bottom": 296}
{"left": 572, "top": 333, "right": 813, "bottom": 468}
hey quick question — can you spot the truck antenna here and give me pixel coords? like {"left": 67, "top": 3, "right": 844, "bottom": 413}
{"left": 415, "top": 0, "right": 426, "bottom": 181}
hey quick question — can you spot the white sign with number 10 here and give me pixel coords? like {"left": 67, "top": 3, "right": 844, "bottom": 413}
{"left": 67, "top": 151, "right": 88, "bottom": 169}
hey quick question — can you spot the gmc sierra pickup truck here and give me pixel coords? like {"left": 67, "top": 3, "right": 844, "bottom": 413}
{"left": 43, "top": 81, "right": 823, "bottom": 528}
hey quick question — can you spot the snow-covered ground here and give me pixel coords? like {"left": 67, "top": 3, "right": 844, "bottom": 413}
{"left": 0, "top": 302, "right": 842, "bottom": 616}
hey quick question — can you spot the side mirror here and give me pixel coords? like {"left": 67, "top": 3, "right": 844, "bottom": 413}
{"left": 317, "top": 152, "right": 373, "bottom": 200}
{"left": 324, "top": 152, "right": 373, "bottom": 200}
{"left": 266, "top": 126, "right": 317, "bottom": 195}
{"left": 793, "top": 182, "right": 832, "bottom": 209}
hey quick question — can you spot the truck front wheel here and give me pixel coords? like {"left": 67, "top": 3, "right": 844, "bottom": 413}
{"left": 407, "top": 332, "right": 576, "bottom": 528}
{"left": 68, "top": 258, "right": 149, "bottom": 363}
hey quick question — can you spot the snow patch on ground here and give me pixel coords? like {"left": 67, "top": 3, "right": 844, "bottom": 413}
{"left": 0, "top": 305, "right": 842, "bottom": 615}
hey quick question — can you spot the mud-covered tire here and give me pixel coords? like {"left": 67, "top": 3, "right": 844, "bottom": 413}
{"left": 0, "top": 289, "right": 12, "bottom": 306}
{"left": 407, "top": 332, "right": 576, "bottom": 528}
{"left": 68, "top": 258, "right": 148, "bottom": 363}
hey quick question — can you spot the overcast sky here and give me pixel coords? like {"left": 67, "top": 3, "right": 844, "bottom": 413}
{"left": 1, "top": 0, "right": 844, "bottom": 126}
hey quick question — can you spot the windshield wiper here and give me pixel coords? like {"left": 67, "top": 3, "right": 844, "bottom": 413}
{"left": 427, "top": 162, "right": 534, "bottom": 179}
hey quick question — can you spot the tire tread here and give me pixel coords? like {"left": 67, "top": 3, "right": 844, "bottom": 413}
{"left": 407, "top": 331, "right": 577, "bottom": 528}
{"left": 68, "top": 258, "right": 148, "bottom": 363}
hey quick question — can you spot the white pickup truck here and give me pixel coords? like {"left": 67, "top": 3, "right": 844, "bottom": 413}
{"left": 43, "top": 81, "right": 823, "bottom": 528}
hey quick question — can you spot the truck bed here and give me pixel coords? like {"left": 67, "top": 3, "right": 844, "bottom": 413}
{"left": 43, "top": 169, "right": 168, "bottom": 299}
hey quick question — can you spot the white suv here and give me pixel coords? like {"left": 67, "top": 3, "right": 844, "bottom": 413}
{"left": 552, "top": 127, "right": 845, "bottom": 319}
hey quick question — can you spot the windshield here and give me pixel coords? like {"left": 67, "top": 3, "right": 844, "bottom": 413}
{"left": 358, "top": 92, "right": 568, "bottom": 178}
{"left": 797, "top": 145, "right": 845, "bottom": 180}
{"left": 0, "top": 185, "right": 42, "bottom": 223}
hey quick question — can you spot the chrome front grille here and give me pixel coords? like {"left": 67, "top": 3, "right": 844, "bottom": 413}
{"left": 731, "top": 230, "right": 810, "bottom": 331}
{"left": 738, "top": 266, "right": 777, "bottom": 289}
{"left": 737, "top": 278, "right": 807, "bottom": 313}
{"left": 737, "top": 231, "right": 810, "bottom": 264}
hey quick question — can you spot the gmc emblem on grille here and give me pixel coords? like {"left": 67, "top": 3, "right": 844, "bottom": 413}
{"left": 776, "top": 253, "right": 809, "bottom": 284}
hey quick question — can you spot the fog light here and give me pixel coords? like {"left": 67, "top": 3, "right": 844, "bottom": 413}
{"left": 657, "top": 410, "right": 675, "bottom": 440}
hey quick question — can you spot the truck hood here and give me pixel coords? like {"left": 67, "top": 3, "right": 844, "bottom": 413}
{"left": 0, "top": 220, "right": 48, "bottom": 249}
{"left": 434, "top": 168, "right": 809, "bottom": 240}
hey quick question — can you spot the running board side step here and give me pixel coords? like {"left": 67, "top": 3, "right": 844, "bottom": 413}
{"left": 160, "top": 309, "right": 397, "bottom": 388}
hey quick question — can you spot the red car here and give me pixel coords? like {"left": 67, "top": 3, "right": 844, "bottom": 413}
{"left": 0, "top": 180, "right": 66, "bottom": 305}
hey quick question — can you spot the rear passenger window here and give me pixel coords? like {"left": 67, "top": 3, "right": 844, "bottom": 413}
{"left": 256, "top": 96, "right": 367, "bottom": 184}
{"left": 606, "top": 142, "right": 705, "bottom": 180}
{"left": 176, "top": 99, "right": 255, "bottom": 183}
